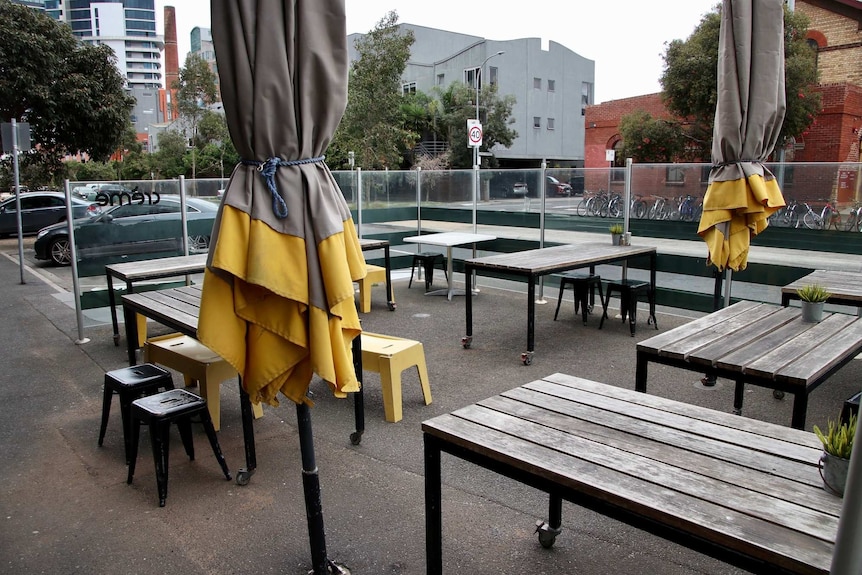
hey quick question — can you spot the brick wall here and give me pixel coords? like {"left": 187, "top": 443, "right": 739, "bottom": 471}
{"left": 799, "top": 1, "right": 862, "bottom": 86}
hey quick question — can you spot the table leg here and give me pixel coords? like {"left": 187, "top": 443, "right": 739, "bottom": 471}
{"left": 791, "top": 393, "right": 809, "bottom": 430}
{"left": 446, "top": 247, "right": 455, "bottom": 301}
{"left": 122, "top": 304, "right": 139, "bottom": 366}
{"left": 781, "top": 293, "right": 791, "bottom": 307}
{"left": 235, "top": 379, "right": 257, "bottom": 485}
{"left": 383, "top": 245, "right": 396, "bottom": 311}
{"left": 733, "top": 380, "right": 745, "bottom": 415}
{"left": 635, "top": 351, "right": 649, "bottom": 392}
{"left": 462, "top": 264, "right": 474, "bottom": 349}
{"left": 649, "top": 252, "right": 657, "bottom": 323}
{"left": 424, "top": 435, "right": 443, "bottom": 575}
{"left": 107, "top": 273, "right": 119, "bottom": 346}
{"left": 522, "top": 277, "right": 536, "bottom": 365}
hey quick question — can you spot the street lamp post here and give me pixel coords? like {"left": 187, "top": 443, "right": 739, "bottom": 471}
{"left": 473, "top": 50, "right": 505, "bottom": 169}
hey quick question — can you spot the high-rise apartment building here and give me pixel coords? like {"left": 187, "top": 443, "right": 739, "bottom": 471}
{"left": 39, "top": 0, "right": 165, "bottom": 90}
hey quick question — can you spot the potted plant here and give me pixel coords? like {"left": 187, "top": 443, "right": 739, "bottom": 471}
{"left": 814, "top": 413, "right": 856, "bottom": 497}
{"left": 797, "top": 283, "right": 831, "bottom": 323}
{"left": 609, "top": 223, "right": 624, "bottom": 246}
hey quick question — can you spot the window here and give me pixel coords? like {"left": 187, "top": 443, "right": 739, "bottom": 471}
{"left": 436, "top": 73, "right": 445, "bottom": 86}
{"left": 548, "top": 79, "right": 555, "bottom": 92}
{"left": 533, "top": 77, "right": 542, "bottom": 90}
{"left": 581, "top": 82, "right": 593, "bottom": 116}
{"left": 666, "top": 166, "right": 685, "bottom": 184}
{"left": 611, "top": 140, "right": 626, "bottom": 182}
{"left": 533, "top": 116, "right": 541, "bottom": 129}
{"left": 547, "top": 118, "right": 555, "bottom": 130}
{"left": 489, "top": 66, "right": 498, "bottom": 86}
{"left": 402, "top": 82, "right": 416, "bottom": 95}
{"left": 465, "top": 68, "right": 479, "bottom": 89}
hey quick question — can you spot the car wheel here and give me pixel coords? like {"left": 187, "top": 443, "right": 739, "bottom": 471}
{"left": 49, "top": 236, "right": 72, "bottom": 266}
{"left": 188, "top": 235, "right": 210, "bottom": 253}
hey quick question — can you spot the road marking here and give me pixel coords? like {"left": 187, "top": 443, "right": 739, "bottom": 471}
{"left": 1, "top": 252, "right": 67, "bottom": 293}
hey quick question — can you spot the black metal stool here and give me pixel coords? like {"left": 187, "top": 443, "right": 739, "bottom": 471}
{"left": 127, "top": 388, "right": 231, "bottom": 507}
{"left": 599, "top": 279, "right": 658, "bottom": 336}
{"left": 408, "top": 252, "right": 447, "bottom": 291}
{"left": 554, "top": 272, "right": 603, "bottom": 325}
{"left": 98, "top": 363, "right": 174, "bottom": 464}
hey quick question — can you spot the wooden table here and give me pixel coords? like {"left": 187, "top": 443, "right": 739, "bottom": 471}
{"left": 403, "top": 232, "right": 496, "bottom": 300}
{"left": 359, "top": 237, "right": 395, "bottom": 311}
{"left": 106, "top": 254, "right": 208, "bottom": 346}
{"left": 781, "top": 269, "right": 862, "bottom": 310}
{"left": 423, "top": 373, "right": 839, "bottom": 575}
{"left": 636, "top": 300, "right": 862, "bottom": 429}
{"left": 462, "top": 242, "right": 657, "bottom": 365}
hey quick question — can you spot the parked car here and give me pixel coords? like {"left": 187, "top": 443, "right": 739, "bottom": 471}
{"left": 0, "top": 191, "right": 101, "bottom": 236}
{"left": 34, "top": 195, "right": 218, "bottom": 268}
{"left": 513, "top": 182, "right": 529, "bottom": 197}
{"left": 545, "top": 176, "right": 573, "bottom": 197}
{"left": 73, "top": 183, "right": 136, "bottom": 202}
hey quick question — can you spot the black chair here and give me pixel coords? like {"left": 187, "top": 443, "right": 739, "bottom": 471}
{"left": 553, "top": 272, "right": 603, "bottom": 325}
{"left": 599, "top": 278, "right": 658, "bottom": 336}
{"left": 409, "top": 252, "right": 447, "bottom": 291}
{"left": 127, "top": 388, "right": 231, "bottom": 507}
{"left": 98, "top": 363, "right": 174, "bottom": 464}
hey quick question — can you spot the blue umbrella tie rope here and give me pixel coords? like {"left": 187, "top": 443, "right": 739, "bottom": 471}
{"left": 242, "top": 156, "right": 326, "bottom": 218}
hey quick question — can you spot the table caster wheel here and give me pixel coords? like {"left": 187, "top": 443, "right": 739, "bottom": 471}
{"left": 521, "top": 352, "right": 533, "bottom": 366}
{"left": 461, "top": 336, "right": 472, "bottom": 349}
{"left": 388, "top": 302, "right": 397, "bottom": 311}
{"left": 235, "top": 467, "right": 254, "bottom": 486}
{"left": 535, "top": 519, "right": 561, "bottom": 549}
{"left": 773, "top": 390, "right": 785, "bottom": 400}
{"left": 349, "top": 430, "right": 363, "bottom": 445}
{"left": 113, "top": 334, "right": 120, "bottom": 346}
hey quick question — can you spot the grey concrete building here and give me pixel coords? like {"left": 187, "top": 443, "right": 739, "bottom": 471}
{"left": 348, "top": 23, "right": 595, "bottom": 168}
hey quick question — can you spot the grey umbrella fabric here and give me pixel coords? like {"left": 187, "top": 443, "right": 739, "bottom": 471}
{"left": 696, "top": 0, "right": 786, "bottom": 272}
{"left": 199, "top": 0, "right": 366, "bottom": 407}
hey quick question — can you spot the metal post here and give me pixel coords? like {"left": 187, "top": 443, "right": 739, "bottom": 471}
{"left": 623, "top": 158, "right": 633, "bottom": 235}
{"left": 356, "top": 168, "right": 363, "bottom": 236}
{"left": 179, "top": 176, "right": 189, "bottom": 256}
{"left": 537, "top": 161, "right": 547, "bottom": 304}
{"left": 11, "top": 119, "right": 24, "bottom": 284}
{"left": 64, "top": 180, "right": 89, "bottom": 345}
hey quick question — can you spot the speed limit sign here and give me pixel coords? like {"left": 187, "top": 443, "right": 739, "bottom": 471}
{"left": 467, "top": 119, "right": 482, "bottom": 148}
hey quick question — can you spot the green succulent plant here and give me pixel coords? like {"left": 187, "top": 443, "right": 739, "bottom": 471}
{"left": 814, "top": 413, "right": 856, "bottom": 459}
{"left": 797, "top": 283, "right": 832, "bottom": 303}
{"left": 609, "top": 224, "right": 624, "bottom": 235}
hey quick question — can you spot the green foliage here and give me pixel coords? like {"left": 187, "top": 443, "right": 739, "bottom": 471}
{"left": 796, "top": 283, "right": 831, "bottom": 303}
{"left": 435, "top": 82, "right": 517, "bottom": 169}
{"left": 814, "top": 414, "right": 856, "bottom": 459}
{"left": 609, "top": 224, "right": 624, "bottom": 234}
{"left": 619, "top": 110, "right": 686, "bottom": 163}
{"left": 174, "top": 54, "right": 219, "bottom": 178}
{"left": 656, "top": 4, "right": 821, "bottom": 161}
{"left": 0, "top": 1, "right": 134, "bottom": 185}
{"left": 331, "top": 11, "right": 417, "bottom": 170}
{"left": 154, "top": 130, "right": 190, "bottom": 179}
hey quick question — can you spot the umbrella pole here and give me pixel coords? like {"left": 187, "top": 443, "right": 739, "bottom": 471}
{"left": 297, "top": 402, "right": 340, "bottom": 574}
{"left": 350, "top": 334, "right": 365, "bottom": 445}
{"left": 236, "top": 379, "right": 257, "bottom": 485}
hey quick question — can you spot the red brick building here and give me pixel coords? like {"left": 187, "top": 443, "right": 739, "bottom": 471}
{"left": 584, "top": 0, "right": 862, "bottom": 175}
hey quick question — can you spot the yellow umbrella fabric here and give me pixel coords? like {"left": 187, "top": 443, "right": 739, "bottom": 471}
{"left": 197, "top": 0, "right": 365, "bottom": 407}
{"left": 697, "top": 0, "right": 787, "bottom": 272}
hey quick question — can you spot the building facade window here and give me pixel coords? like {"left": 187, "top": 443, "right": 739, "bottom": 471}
{"left": 548, "top": 79, "right": 555, "bottom": 92}
{"left": 465, "top": 68, "right": 479, "bottom": 89}
{"left": 533, "top": 77, "right": 542, "bottom": 90}
{"left": 547, "top": 118, "right": 555, "bottom": 130}
{"left": 533, "top": 116, "right": 541, "bottom": 129}
{"left": 489, "top": 66, "right": 498, "bottom": 86}
{"left": 581, "top": 82, "right": 593, "bottom": 116}
{"left": 402, "top": 81, "right": 416, "bottom": 95}
{"left": 436, "top": 73, "right": 445, "bottom": 86}
{"left": 666, "top": 165, "right": 685, "bottom": 184}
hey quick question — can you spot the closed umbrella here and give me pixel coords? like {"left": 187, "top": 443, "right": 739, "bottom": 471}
{"left": 697, "top": 0, "right": 786, "bottom": 274}
{"left": 198, "top": 1, "right": 363, "bottom": 572}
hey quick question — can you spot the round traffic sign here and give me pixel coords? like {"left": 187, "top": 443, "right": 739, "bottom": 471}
{"left": 469, "top": 125, "right": 482, "bottom": 145}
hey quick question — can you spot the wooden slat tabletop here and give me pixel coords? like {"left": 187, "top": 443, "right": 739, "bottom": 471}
{"left": 106, "top": 253, "right": 208, "bottom": 282}
{"left": 423, "top": 373, "right": 839, "bottom": 574}
{"left": 782, "top": 270, "right": 862, "bottom": 304}
{"left": 465, "top": 242, "right": 655, "bottom": 275}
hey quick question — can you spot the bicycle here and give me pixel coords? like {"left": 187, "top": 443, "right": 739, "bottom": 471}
{"left": 801, "top": 200, "right": 838, "bottom": 230}
{"left": 841, "top": 202, "right": 862, "bottom": 232}
{"left": 630, "top": 194, "right": 648, "bottom": 219}
{"left": 648, "top": 195, "right": 671, "bottom": 220}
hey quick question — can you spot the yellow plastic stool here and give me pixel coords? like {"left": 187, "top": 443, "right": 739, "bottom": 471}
{"left": 144, "top": 333, "right": 263, "bottom": 431}
{"left": 360, "top": 332, "right": 432, "bottom": 422}
{"left": 356, "top": 265, "right": 392, "bottom": 313}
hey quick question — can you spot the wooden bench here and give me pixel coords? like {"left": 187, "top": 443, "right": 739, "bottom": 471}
{"left": 423, "top": 373, "right": 839, "bottom": 575}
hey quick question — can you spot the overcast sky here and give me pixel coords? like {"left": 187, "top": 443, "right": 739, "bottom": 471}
{"left": 157, "top": 0, "right": 720, "bottom": 103}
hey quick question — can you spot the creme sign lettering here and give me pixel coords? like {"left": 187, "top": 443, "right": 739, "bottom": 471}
{"left": 95, "top": 190, "right": 160, "bottom": 207}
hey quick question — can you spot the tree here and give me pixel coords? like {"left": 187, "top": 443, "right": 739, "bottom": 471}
{"left": 330, "top": 11, "right": 417, "bottom": 170}
{"left": 644, "top": 4, "right": 821, "bottom": 162}
{"left": 153, "top": 130, "right": 189, "bottom": 179}
{"left": 619, "top": 110, "right": 686, "bottom": 163}
{"left": 0, "top": 1, "right": 135, "bottom": 185}
{"left": 196, "top": 110, "right": 237, "bottom": 178}
{"left": 174, "top": 54, "right": 219, "bottom": 179}
{"left": 436, "top": 82, "right": 518, "bottom": 168}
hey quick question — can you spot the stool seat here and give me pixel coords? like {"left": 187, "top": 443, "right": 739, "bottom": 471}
{"left": 99, "top": 363, "right": 174, "bottom": 464}
{"left": 599, "top": 279, "right": 658, "bottom": 336}
{"left": 360, "top": 332, "right": 432, "bottom": 422}
{"left": 554, "top": 272, "right": 603, "bottom": 325}
{"left": 409, "top": 252, "right": 447, "bottom": 291}
{"left": 127, "top": 388, "right": 231, "bottom": 507}
{"left": 355, "top": 265, "right": 394, "bottom": 313}
{"left": 144, "top": 333, "right": 264, "bottom": 431}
